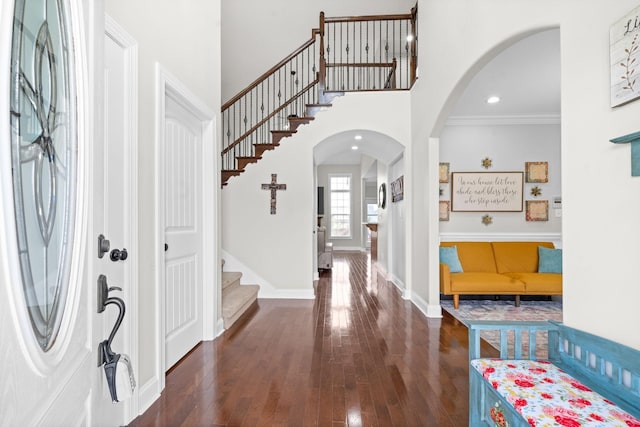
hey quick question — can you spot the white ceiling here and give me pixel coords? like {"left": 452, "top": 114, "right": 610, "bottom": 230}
{"left": 449, "top": 28, "right": 560, "bottom": 118}
{"left": 315, "top": 28, "right": 561, "bottom": 165}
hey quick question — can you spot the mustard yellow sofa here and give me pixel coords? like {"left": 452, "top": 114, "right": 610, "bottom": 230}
{"left": 439, "top": 241, "right": 562, "bottom": 309}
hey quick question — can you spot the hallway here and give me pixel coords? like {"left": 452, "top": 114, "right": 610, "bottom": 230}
{"left": 130, "top": 252, "right": 478, "bottom": 426}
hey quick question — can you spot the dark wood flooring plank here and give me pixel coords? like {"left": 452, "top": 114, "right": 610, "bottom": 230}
{"left": 129, "top": 252, "right": 488, "bottom": 426}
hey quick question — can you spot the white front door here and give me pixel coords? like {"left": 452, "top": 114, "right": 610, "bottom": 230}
{"left": 163, "top": 94, "right": 204, "bottom": 370}
{"left": 89, "top": 17, "right": 138, "bottom": 424}
{"left": 0, "top": 0, "right": 130, "bottom": 424}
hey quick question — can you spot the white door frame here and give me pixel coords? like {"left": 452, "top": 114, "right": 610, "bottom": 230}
{"left": 154, "top": 64, "right": 217, "bottom": 392}
{"left": 103, "top": 14, "right": 139, "bottom": 421}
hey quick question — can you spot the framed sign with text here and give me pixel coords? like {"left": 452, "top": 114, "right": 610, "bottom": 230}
{"left": 451, "top": 172, "right": 523, "bottom": 212}
{"left": 611, "top": 5, "right": 640, "bottom": 107}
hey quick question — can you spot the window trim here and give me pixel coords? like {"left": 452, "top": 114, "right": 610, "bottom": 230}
{"left": 329, "top": 173, "right": 352, "bottom": 239}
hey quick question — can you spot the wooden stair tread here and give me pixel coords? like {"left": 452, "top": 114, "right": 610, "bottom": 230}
{"left": 288, "top": 116, "right": 314, "bottom": 122}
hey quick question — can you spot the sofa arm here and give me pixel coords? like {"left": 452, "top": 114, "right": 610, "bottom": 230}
{"left": 440, "top": 262, "right": 452, "bottom": 293}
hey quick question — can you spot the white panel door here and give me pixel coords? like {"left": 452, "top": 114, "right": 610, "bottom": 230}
{"left": 164, "top": 95, "right": 204, "bottom": 370}
{"left": 88, "top": 20, "right": 137, "bottom": 425}
{"left": 0, "top": 0, "right": 109, "bottom": 425}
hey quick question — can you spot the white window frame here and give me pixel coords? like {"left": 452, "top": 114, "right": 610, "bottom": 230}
{"left": 329, "top": 174, "right": 352, "bottom": 239}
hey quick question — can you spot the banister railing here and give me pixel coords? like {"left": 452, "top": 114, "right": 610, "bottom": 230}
{"left": 221, "top": 34, "right": 321, "bottom": 171}
{"left": 222, "top": 6, "right": 417, "bottom": 177}
{"left": 323, "top": 11, "right": 416, "bottom": 91}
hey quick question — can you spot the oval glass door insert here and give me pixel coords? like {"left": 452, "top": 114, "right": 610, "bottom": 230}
{"left": 10, "top": 0, "right": 78, "bottom": 351}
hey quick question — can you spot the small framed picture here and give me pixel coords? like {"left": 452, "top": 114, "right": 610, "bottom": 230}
{"left": 439, "top": 201, "right": 450, "bottom": 221}
{"left": 439, "top": 162, "right": 450, "bottom": 183}
{"left": 525, "top": 162, "right": 548, "bottom": 183}
{"left": 526, "top": 200, "right": 549, "bottom": 221}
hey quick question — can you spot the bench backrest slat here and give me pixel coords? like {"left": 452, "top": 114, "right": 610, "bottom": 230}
{"left": 550, "top": 321, "right": 640, "bottom": 418}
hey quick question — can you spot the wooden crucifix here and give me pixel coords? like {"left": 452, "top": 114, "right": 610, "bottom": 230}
{"left": 261, "top": 174, "right": 286, "bottom": 214}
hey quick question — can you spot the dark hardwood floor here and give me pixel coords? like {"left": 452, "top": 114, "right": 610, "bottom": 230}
{"left": 130, "top": 252, "right": 493, "bottom": 426}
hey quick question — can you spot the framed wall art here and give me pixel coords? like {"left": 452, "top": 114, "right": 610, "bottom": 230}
{"left": 439, "top": 162, "right": 450, "bottom": 183}
{"left": 390, "top": 176, "right": 404, "bottom": 202}
{"left": 610, "top": 5, "right": 640, "bottom": 107}
{"left": 526, "top": 200, "right": 549, "bottom": 222}
{"left": 451, "top": 172, "right": 523, "bottom": 212}
{"left": 525, "top": 162, "right": 548, "bottom": 183}
{"left": 439, "top": 201, "right": 450, "bottom": 221}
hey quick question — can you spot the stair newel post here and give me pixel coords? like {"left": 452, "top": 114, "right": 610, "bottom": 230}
{"left": 409, "top": 4, "right": 418, "bottom": 86}
{"left": 318, "top": 11, "right": 327, "bottom": 103}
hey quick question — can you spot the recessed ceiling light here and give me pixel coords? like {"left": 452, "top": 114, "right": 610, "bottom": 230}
{"left": 354, "top": 135, "right": 363, "bottom": 140}
{"left": 351, "top": 145, "right": 359, "bottom": 150}
{"left": 487, "top": 96, "right": 500, "bottom": 104}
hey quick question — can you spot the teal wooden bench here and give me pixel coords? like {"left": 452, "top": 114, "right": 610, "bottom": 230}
{"left": 468, "top": 320, "right": 640, "bottom": 426}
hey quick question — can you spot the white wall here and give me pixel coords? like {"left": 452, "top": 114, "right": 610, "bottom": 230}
{"left": 222, "top": 91, "right": 410, "bottom": 296}
{"left": 389, "top": 157, "right": 406, "bottom": 289}
{"left": 317, "top": 165, "right": 363, "bottom": 251}
{"left": 413, "top": 0, "right": 640, "bottom": 349}
{"left": 105, "top": 0, "right": 221, "bottom": 391}
{"left": 221, "top": 0, "right": 416, "bottom": 101}
{"left": 440, "top": 123, "right": 562, "bottom": 235}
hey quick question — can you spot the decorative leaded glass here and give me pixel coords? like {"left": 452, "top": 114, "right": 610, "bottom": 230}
{"left": 10, "top": 0, "right": 77, "bottom": 351}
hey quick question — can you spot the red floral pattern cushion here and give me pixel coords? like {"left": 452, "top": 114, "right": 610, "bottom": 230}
{"left": 471, "top": 359, "right": 640, "bottom": 426}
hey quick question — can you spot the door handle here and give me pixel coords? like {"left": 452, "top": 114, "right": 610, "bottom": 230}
{"left": 164, "top": 243, "right": 168, "bottom": 252}
{"left": 110, "top": 248, "right": 128, "bottom": 262}
{"left": 98, "top": 234, "right": 110, "bottom": 258}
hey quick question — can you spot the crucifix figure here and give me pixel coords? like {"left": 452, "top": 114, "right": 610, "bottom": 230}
{"left": 261, "top": 174, "right": 286, "bottom": 214}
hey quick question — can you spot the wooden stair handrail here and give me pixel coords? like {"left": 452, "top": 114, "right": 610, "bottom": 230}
{"left": 324, "top": 13, "right": 413, "bottom": 23}
{"left": 222, "top": 78, "right": 319, "bottom": 155}
{"left": 222, "top": 30, "right": 321, "bottom": 111}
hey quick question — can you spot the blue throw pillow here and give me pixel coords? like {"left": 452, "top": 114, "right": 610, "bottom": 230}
{"left": 538, "top": 246, "right": 562, "bottom": 273}
{"left": 440, "top": 245, "right": 463, "bottom": 273}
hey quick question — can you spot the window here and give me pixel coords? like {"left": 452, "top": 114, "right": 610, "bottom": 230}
{"left": 366, "top": 203, "right": 378, "bottom": 223}
{"left": 330, "top": 175, "right": 351, "bottom": 238}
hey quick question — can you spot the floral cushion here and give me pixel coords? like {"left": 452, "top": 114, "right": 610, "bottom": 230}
{"left": 471, "top": 358, "right": 640, "bottom": 427}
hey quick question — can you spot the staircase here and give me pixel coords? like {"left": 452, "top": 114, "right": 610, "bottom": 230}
{"left": 221, "top": 262, "right": 260, "bottom": 329}
{"left": 218, "top": 7, "right": 418, "bottom": 327}
{"left": 221, "top": 7, "right": 418, "bottom": 186}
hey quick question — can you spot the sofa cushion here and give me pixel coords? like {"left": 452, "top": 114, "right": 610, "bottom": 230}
{"left": 441, "top": 242, "right": 497, "bottom": 273}
{"left": 449, "top": 272, "right": 525, "bottom": 293}
{"left": 504, "top": 272, "right": 562, "bottom": 294}
{"left": 471, "top": 359, "right": 640, "bottom": 427}
{"left": 492, "top": 241, "right": 555, "bottom": 274}
{"left": 538, "top": 246, "right": 562, "bottom": 273}
{"left": 440, "top": 245, "right": 463, "bottom": 273}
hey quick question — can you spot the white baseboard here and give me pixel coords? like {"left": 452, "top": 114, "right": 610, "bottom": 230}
{"left": 214, "top": 318, "right": 225, "bottom": 338}
{"left": 137, "top": 376, "right": 161, "bottom": 417}
{"left": 390, "top": 275, "right": 406, "bottom": 293}
{"left": 411, "top": 293, "right": 443, "bottom": 318}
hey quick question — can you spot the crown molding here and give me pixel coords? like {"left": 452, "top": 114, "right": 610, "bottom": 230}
{"left": 446, "top": 114, "right": 561, "bottom": 126}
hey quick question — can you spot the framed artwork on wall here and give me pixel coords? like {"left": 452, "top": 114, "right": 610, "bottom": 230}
{"left": 451, "top": 172, "right": 523, "bottom": 212}
{"left": 610, "top": 5, "right": 640, "bottom": 107}
{"left": 390, "top": 176, "right": 404, "bottom": 202}
{"left": 525, "top": 162, "right": 548, "bottom": 183}
{"left": 439, "top": 162, "right": 450, "bottom": 183}
{"left": 439, "top": 201, "right": 450, "bottom": 221}
{"left": 526, "top": 200, "right": 549, "bottom": 221}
